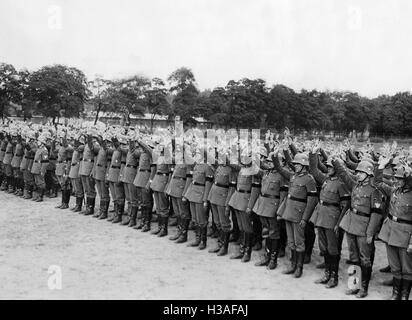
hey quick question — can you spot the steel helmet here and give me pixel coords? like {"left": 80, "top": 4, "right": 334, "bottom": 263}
{"left": 292, "top": 153, "right": 309, "bottom": 166}
{"left": 356, "top": 161, "right": 374, "bottom": 176}
{"left": 325, "top": 158, "right": 334, "bottom": 168}
{"left": 394, "top": 166, "right": 409, "bottom": 179}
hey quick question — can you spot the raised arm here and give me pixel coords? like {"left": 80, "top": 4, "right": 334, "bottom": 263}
{"left": 272, "top": 152, "right": 292, "bottom": 181}
{"left": 332, "top": 159, "right": 356, "bottom": 190}
{"left": 308, "top": 152, "right": 327, "bottom": 184}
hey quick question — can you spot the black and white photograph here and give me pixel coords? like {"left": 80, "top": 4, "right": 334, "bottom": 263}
{"left": 0, "top": 0, "right": 412, "bottom": 302}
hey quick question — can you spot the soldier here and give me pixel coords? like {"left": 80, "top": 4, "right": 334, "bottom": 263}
{"left": 106, "top": 135, "right": 126, "bottom": 223}
{"left": 0, "top": 131, "right": 7, "bottom": 190}
{"left": 149, "top": 140, "right": 171, "bottom": 237}
{"left": 309, "top": 148, "right": 351, "bottom": 288}
{"left": 183, "top": 148, "right": 214, "bottom": 250}
{"left": 273, "top": 152, "right": 318, "bottom": 278}
{"left": 228, "top": 150, "right": 261, "bottom": 263}
{"left": 79, "top": 133, "right": 98, "bottom": 216}
{"left": 54, "top": 130, "right": 73, "bottom": 209}
{"left": 68, "top": 133, "right": 85, "bottom": 212}
{"left": 207, "top": 146, "right": 236, "bottom": 256}
{"left": 94, "top": 133, "right": 111, "bottom": 219}
{"left": 375, "top": 158, "right": 412, "bottom": 300}
{"left": 31, "top": 133, "right": 50, "bottom": 202}
{"left": 132, "top": 138, "right": 154, "bottom": 232}
{"left": 333, "top": 158, "right": 384, "bottom": 298}
{"left": 253, "top": 149, "right": 289, "bottom": 269}
{"left": 10, "top": 131, "right": 24, "bottom": 196}
{"left": 45, "top": 134, "right": 59, "bottom": 198}
{"left": 3, "top": 130, "right": 15, "bottom": 193}
{"left": 21, "top": 133, "right": 36, "bottom": 199}
{"left": 119, "top": 131, "right": 141, "bottom": 227}
{"left": 165, "top": 142, "right": 192, "bottom": 243}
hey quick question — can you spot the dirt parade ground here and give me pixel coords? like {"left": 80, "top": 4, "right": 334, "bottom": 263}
{"left": 0, "top": 192, "right": 393, "bottom": 300}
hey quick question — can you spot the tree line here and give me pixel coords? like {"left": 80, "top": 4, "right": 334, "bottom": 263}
{"left": 1, "top": 62, "right": 412, "bottom": 136}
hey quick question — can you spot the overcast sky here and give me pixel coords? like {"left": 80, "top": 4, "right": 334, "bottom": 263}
{"left": 1, "top": 0, "right": 412, "bottom": 97}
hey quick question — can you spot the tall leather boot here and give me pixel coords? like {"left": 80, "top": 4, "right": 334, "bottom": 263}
{"left": 255, "top": 238, "right": 271, "bottom": 266}
{"left": 121, "top": 205, "right": 131, "bottom": 225}
{"left": 188, "top": 225, "right": 201, "bottom": 247}
{"left": 241, "top": 232, "right": 253, "bottom": 262}
{"left": 98, "top": 200, "right": 109, "bottom": 219}
{"left": 390, "top": 278, "right": 402, "bottom": 300}
{"left": 107, "top": 202, "right": 117, "bottom": 222}
{"left": 0, "top": 179, "right": 7, "bottom": 191}
{"left": 209, "top": 228, "right": 223, "bottom": 253}
{"left": 50, "top": 183, "right": 58, "bottom": 198}
{"left": 94, "top": 199, "right": 104, "bottom": 218}
{"left": 217, "top": 230, "right": 230, "bottom": 256}
{"left": 83, "top": 197, "right": 92, "bottom": 216}
{"left": 283, "top": 249, "right": 297, "bottom": 274}
{"left": 198, "top": 226, "right": 207, "bottom": 250}
{"left": 26, "top": 185, "right": 33, "bottom": 199}
{"left": 229, "top": 212, "right": 240, "bottom": 243}
{"left": 325, "top": 255, "right": 339, "bottom": 288}
{"left": 60, "top": 190, "right": 70, "bottom": 209}
{"left": 112, "top": 202, "right": 124, "bottom": 223}
{"left": 176, "top": 219, "right": 190, "bottom": 243}
{"left": 356, "top": 266, "right": 372, "bottom": 298}
{"left": 56, "top": 189, "right": 65, "bottom": 208}
{"left": 267, "top": 239, "right": 280, "bottom": 270}
{"left": 169, "top": 217, "right": 182, "bottom": 241}
{"left": 315, "top": 254, "right": 331, "bottom": 284}
{"left": 230, "top": 232, "right": 245, "bottom": 259}
{"left": 294, "top": 251, "right": 305, "bottom": 278}
{"left": 142, "top": 208, "right": 152, "bottom": 232}
{"left": 151, "top": 215, "right": 162, "bottom": 235}
{"left": 158, "top": 217, "right": 169, "bottom": 237}
{"left": 35, "top": 188, "right": 45, "bottom": 202}
{"left": 401, "top": 279, "right": 412, "bottom": 300}
{"left": 31, "top": 187, "right": 39, "bottom": 201}
{"left": 8, "top": 177, "right": 15, "bottom": 193}
{"left": 207, "top": 221, "right": 218, "bottom": 238}
{"left": 128, "top": 206, "right": 138, "bottom": 227}
{"left": 17, "top": 179, "right": 24, "bottom": 196}
{"left": 22, "top": 184, "right": 29, "bottom": 199}
{"left": 74, "top": 197, "right": 84, "bottom": 213}
{"left": 134, "top": 207, "right": 146, "bottom": 230}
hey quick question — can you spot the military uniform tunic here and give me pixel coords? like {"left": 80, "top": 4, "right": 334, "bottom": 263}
{"left": 31, "top": 145, "right": 49, "bottom": 189}
{"left": 166, "top": 164, "right": 191, "bottom": 220}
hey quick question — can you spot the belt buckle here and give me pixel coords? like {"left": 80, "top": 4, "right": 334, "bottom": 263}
{"left": 288, "top": 194, "right": 291, "bottom": 198}
{"left": 320, "top": 200, "right": 324, "bottom": 205}
{"left": 393, "top": 215, "right": 398, "bottom": 222}
{"left": 353, "top": 208, "right": 357, "bottom": 214}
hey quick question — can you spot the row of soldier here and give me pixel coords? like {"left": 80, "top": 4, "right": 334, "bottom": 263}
{"left": 0, "top": 123, "right": 411, "bottom": 300}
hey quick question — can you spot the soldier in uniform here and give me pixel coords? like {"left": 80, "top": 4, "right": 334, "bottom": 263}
{"left": 11, "top": 131, "right": 24, "bottom": 196}
{"left": 183, "top": 148, "right": 214, "bottom": 250}
{"left": 228, "top": 150, "right": 261, "bottom": 262}
{"left": 0, "top": 131, "right": 7, "bottom": 190}
{"left": 375, "top": 158, "right": 412, "bottom": 300}
{"left": 120, "top": 132, "right": 141, "bottom": 227}
{"left": 165, "top": 142, "right": 192, "bottom": 243}
{"left": 3, "top": 131, "right": 15, "bottom": 193}
{"left": 132, "top": 139, "right": 154, "bottom": 231}
{"left": 273, "top": 152, "right": 318, "bottom": 278}
{"left": 333, "top": 158, "right": 384, "bottom": 298}
{"left": 149, "top": 141, "right": 172, "bottom": 237}
{"left": 21, "top": 132, "right": 36, "bottom": 199}
{"left": 54, "top": 131, "right": 73, "bottom": 209}
{"left": 253, "top": 149, "right": 289, "bottom": 269}
{"left": 45, "top": 134, "right": 59, "bottom": 198}
{"left": 68, "top": 134, "right": 85, "bottom": 212}
{"left": 106, "top": 136, "right": 125, "bottom": 223}
{"left": 309, "top": 149, "right": 351, "bottom": 288}
{"left": 207, "top": 146, "right": 236, "bottom": 256}
{"left": 31, "top": 133, "right": 50, "bottom": 202}
{"left": 94, "top": 134, "right": 111, "bottom": 219}
{"left": 79, "top": 133, "right": 98, "bottom": 216}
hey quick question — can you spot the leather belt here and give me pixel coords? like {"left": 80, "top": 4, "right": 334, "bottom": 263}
{"left": 6, "top": 152, "right": 12, "bottom": 154}
{"left": 97, "top": 164, "right": 104, "bottom": 167}
{"left": 320, "top": 200, "right": 340, "bottom": 207}
{"left": 83, "top": 159, "right": 94, "bottom": 163}
{"left": 193, "top": 181, "right": 205, "bottom": 186}
{"left": 34, "top": 160, "right": 48, "bottom": 163}
{"left": 351, "top": 208, "right": 370, "bottom": 217}
{"left": 388, "top": 213, "right": 412, "bottom": 225}
{"left": 173, "top": 176, "right": 186, "bottom": 181}
{"left": 156, "top": 172, "right": 169, "bottom": 176}
{"left": 215, "top": 182, "right": 229, "bottom": 188}
{"left": 111, "top": 165, "right": 120, "bottom": 169}
{"left": 289, "top": 196, "right": 307, "bottom": 203}
{"left": 261, "top": 193, "right": 280, "bottom": 199}
{"left": 139, "top": 169, "right": 151, "bottom": 172}
{"left": 25, "top": 157, "right": 34, "bottom": 160}
{"left": 71, "top": 162, "right": 78, "bottom": 166}
{"left": 126, "top": 164, "right": 137, "bottom": 168}
{"left": 237, "top": 189, "right": 251, "bottom": 194}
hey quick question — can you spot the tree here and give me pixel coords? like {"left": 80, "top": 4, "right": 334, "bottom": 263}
{"left": 28, "top": 65, "right": 89, "bottom": 123}
{"left": 88, "top": 76, "right": 112, "bottom": 124}
{"left": 0, "top": 63, "right": 22, "bottom": 118}
{"left": 143, "top": 77, "right": 170, "bottom": 130}
{"left": 167, "top": 67, "right": 196, "bottom": 93}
